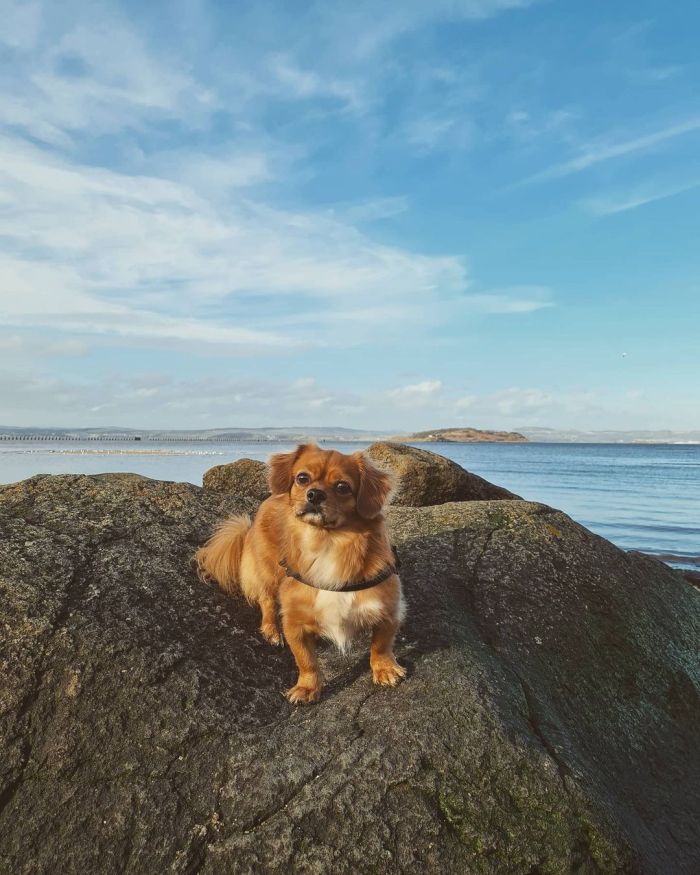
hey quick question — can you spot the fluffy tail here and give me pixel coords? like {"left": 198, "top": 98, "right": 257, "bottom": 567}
{"left": 195, "top": 515, "right": 251, "bottom": 595}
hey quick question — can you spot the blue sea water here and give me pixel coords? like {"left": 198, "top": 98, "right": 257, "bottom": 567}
{"left": 0, "top": 439, "right": 698, "bottom": 571}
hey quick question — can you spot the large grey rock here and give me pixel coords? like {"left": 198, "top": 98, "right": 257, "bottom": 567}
{"left": 202, "top": 457, "right": 269, "bottom": 501}
{"left": 367, "top": 441, "right": 520, "bottom": 506}
{"left": 1, "top": 474, "right": 699, "bottom": 874}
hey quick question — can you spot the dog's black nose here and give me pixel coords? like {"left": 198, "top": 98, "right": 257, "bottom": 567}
{"left": 306, "top": 488, "right": 326, "bottom": 505}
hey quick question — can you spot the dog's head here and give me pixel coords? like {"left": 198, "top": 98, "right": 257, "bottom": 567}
{"left": 267, "top": 444, "right": 393, "bottom": 528}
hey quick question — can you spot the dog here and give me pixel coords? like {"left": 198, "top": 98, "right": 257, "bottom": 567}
{"left": 195, "top": 444, "right": 405, "bottom": 704}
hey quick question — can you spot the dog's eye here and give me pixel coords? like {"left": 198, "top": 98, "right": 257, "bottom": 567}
{"left": 335, "top": 481, "right": 352, "bottom": 495}
{"left": 296, "top": 472, "right": 310, "bottom": 485}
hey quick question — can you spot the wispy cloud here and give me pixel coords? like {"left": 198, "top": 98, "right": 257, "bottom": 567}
{"left": 523, "top": 117, "right": 700, "bottom": 183}
{"left": 267, "top": 54, "right": 364, "bottom": 112}
{"left": 505, "top": 108, "right": 580, "bottom": 146}
{"left": 404, "top": 113, "right": 475, "bottom": 152}
{"left": 611, "top": 20, "right": 684, "bottom": 85}
{"left": 396, "top": 62, "right": 483, "bottom": 154}
{"left": 459, "top": 286, "right": 554, "bottom": 313}
{"left": 314, "top": 0, "right": 541, "bottom": 61}
{"left": 580, "top": 178, "right": 700, "bottom": 215}
{"left": 335, "top": 196, "right": 410, "bottom": 223}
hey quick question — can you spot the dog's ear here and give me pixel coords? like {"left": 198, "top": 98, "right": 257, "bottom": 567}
{"left": 267, "top": 444, "right": 312, "bottom": 495}
{"left": 354, "top": 453, "right": 393, "bottom": 519}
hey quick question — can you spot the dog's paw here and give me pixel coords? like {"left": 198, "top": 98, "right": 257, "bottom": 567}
{"left": 286, "top": 683, "right": 321, "bottom": 705}
{"left": 260, "top": 623, "right": 284, "bottom": 647}
{"left": 372, "top": 661, "right": 406, "bottom": 687}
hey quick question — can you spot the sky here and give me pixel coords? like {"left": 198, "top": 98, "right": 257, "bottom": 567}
{"left": 1, "top": 0, "right": 699, "bottom": 432}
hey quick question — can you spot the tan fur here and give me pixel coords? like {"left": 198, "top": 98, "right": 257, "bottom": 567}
{"left": 195, "top": 444, "right": 405, "bottom": 703}
{"left": 195, "top": 515, "right": 251, "bottom": 595}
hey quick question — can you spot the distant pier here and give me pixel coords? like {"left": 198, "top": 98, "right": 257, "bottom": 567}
{"left": 0, "top": 434, "right": 286, "bottom": 442}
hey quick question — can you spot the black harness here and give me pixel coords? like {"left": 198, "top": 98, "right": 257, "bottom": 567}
{"left": 279, "top": 548, "right": 400, "bottom": 593}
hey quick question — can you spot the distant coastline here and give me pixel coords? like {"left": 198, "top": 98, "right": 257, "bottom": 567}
{"left": 0, "top": 426, "right": 698, "bottom": 445}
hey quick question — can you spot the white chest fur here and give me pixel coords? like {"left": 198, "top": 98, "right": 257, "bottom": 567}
{"left": 299, "top": 526, "right": 365, "bottom": 590}
{"left": 302, "top": 532, "right": 348, "bottom": 590}
{"left": 314, "top": 590, "right": 384, "bottom": 652}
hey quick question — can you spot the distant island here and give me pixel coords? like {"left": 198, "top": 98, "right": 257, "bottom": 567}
{"left": 391, "top": 427, "right": 528, "bottom": 443}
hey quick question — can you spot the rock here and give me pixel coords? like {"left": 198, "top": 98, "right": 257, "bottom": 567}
{"left": 202, "top": 458, "right": 269, "bottom": 501}
{"left": 1, "top": 474, "right": 699, "bottom": 874}
{"left": 366, "top": 441, "right": 520, "bottom": 506}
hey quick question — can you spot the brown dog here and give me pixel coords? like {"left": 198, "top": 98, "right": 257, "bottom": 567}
{"left": 195, "top": 444, "right": 405, "bottom": 704}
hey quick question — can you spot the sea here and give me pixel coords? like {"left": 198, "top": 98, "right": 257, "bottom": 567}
{"left": 1, "top": 439, "right": 698, "bottom": 573}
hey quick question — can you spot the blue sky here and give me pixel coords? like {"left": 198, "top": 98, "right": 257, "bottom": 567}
{"left": 1, "top": 0, "right": 699, "bottom": 431}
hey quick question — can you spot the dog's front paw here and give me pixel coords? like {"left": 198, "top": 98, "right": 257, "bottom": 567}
{"left": 372, "top": 660, "right": 406, "bottom": 687}
{"left": 260, "top": 623, "right": 284, "bottom": 647}
{"left": 286, "top": 683, "right": 321, "bottom": 705}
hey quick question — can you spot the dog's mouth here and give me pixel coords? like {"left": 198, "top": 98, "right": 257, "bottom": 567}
{"left": 296, "top": 504, "right": 339, "bottom": 528}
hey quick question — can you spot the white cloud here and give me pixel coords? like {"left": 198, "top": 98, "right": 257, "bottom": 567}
{"left": 386, "top": 380, "right": 443, "bottom": 406}
{"left": 292, "top": 377, "right": 317, "bottom": 390}
{"left": 154, "top": 150, "right": 275, "bottom": 194}
{"left": 492, "top": 387, "right": 598, "bottom": 415}
{"left": 455, "top": 394, "right": 477, "bottom": 410}
{"left": 0, "top": 8, "right": 215, "bottom": 145}
{"left": 449, "top": 386, "right": 624, "bottom": 428}
{"left": 454, "top": 387, "right": 601, "bottom": 420}
{"left": 0, "top": 135, "right": 468, "bottom": 350}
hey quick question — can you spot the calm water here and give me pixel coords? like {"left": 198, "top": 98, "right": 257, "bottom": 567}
{"left": 1, "top": 440, "right": 698, "bottom": 571}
